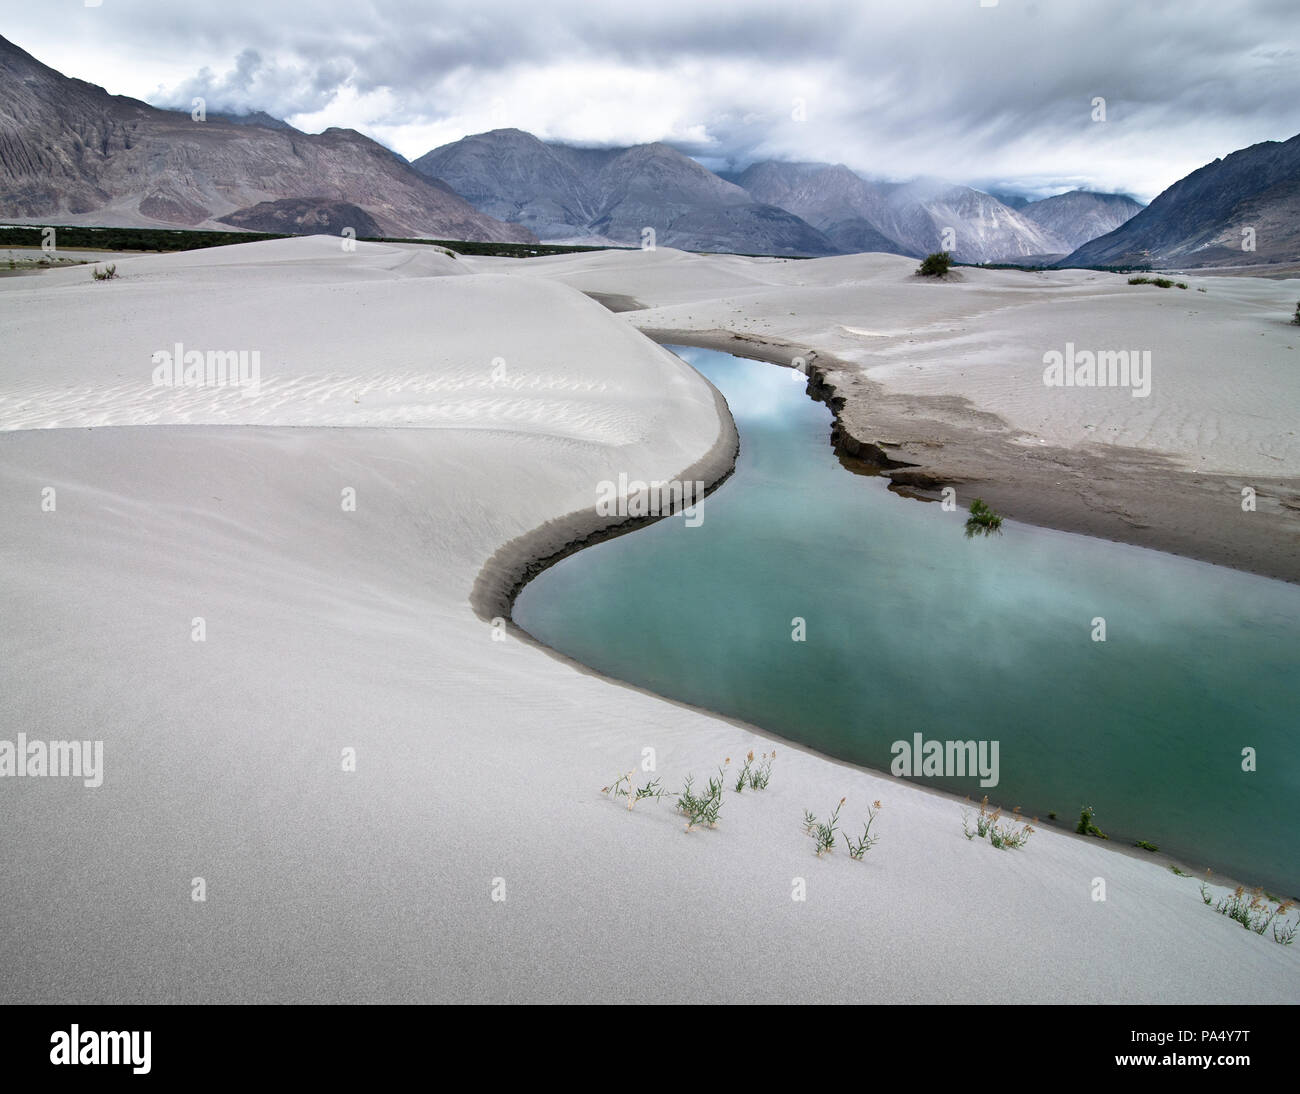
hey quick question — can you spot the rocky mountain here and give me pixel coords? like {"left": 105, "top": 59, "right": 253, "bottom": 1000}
{"left": 216, "top": 198, "right": 383, "bottom": 236}
{"left": 0, "top": 34, "right": 534, "bottom": 242}
{"left": 206, "top": 110, "right": 297, "bottom": 131}
{"left": 413, "top": 128, "right": 600, "bottom": 239}
{"left": 731, "top": 161, "right": 908, "bottom": 255}
{"left": 987, "top": 190, "right": 1032, "bottom": 210}
{"left": 1062, "top": 133, "right": 1300, "bottom": 268}
{"left": 413, "top": 128, "right": 836, "bottom": 256}
{"left": 735, "top": 161, "right": 1068, "bottom": 262}
{"left": 874, "top": 177, "right": 1068, "bottom": 263}
{"left": 1019, "top": 190, "right": 1143, "bottom": 252}
{"left": 15, "top": 29, "right": 1284, "bottom": 267}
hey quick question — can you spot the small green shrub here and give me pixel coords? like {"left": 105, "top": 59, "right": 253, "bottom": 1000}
{"left": 677, "top": 764, "right": 727, "bottom": 830}
{"left": 601, "top": 769, "right": 668, "bottom": 810}
{"left": 964, "top": 498, "right": 1003, "bottom": 538}
{"left": 603, "top": 749, "right": 779, "bottom": 827}
{"left": 1136, "top": 839, "right": 1159, "bottom": 852}
{"left": 989, "top": 826, "right": 1027, "bottom": 849}
{"left": 1292, "top": 301, "right": 1300, "bottom": 326}
{"left": 962, "top": 796, "right": 1034, "bottom": 850}
{"left": 918, "top": 251, "right": 952, "bottom": 277}
{"left": 1076, "top": 805, "right": 1108, "bottom": 839}
{"left": 734, "top": 749, "right": 775, "bottom": 792}
{"left": 1200, "top": 881, "right": 1299, "bottom": 944}
{"left": 748, "top": 751, "right": 774, "bottom": 790}
{"left": 844, "top": 801, "right": 883, "bottom": 860}
{"left": 91, "top": 263, "right": 118, "bottom": 281}
{"left": 803, "top": 797, "right": 845, "bottom": 857}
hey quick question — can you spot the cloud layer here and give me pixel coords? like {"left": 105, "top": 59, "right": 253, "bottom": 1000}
{"left": 5, "top": 0, "right": 1298, "bottom": 199}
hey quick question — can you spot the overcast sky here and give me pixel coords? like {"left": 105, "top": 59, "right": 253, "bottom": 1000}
{"left": 4, "top": 0, "right": 1298, "bottom": 200}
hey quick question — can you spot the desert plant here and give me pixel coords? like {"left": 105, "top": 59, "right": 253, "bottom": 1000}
{"left": 961, "top": 800, "right": 987, "bottom": 841}
{"left": 1128, "top": 275, "right": 1178, "bottom": 288}
{"left": 964, "top": 498, "right": 1003, "bottom": 538}
{"left": 735, "top": 749, "right": 775, "bottom": 792}
{"left": 91, "top": 263, "right": 117, "bottom": 281}
{"left": 988, "top": 811, "right": 1033, "bottom": 849}
{"left": 844, "top": 800, "right": 883, "bottom": 860}
{"left": 734, "top": 751, "right": 753, "bottom": 792}
{"left": 677, "top": 763, "right": 728, "bottom": 830}
{"left": 1292, "top": 301, "right": 1300, "bottom": 326}
{"left": 1076, "top": 805, "right": 1108, "bottom": 839}
{"left": 601, "top": 769, "right": 667, "bottom": 810}
{"left": 803, "top": 797, "right": 845, "bottom": 856}
{"left": 993, "top": 805, "right": 1033, "bottom": 849}
{"left": 1200, "top": 880, "right": 1299, "bottom": 944}
{"left": 917, "top": 251, "right": 952, "bottom": 277}
{"left": 962, "top": 796, "right": 1034, "bottom": 849}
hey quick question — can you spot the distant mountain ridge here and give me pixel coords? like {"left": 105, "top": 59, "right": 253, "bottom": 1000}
{"left": 9, "top": 33, "right": 1291, "bottom": 266}
{"left": 728, "top": 161, "right": 910, "bottom": 256}
{"left": 413, "top": 128, "right": 836, "bottom": 256}
{"left": 1017, "top": 190, "right": 1144, "bottom": 253}
{"left": 731, "top": 163, "right": 1140, "bottom": 263}
{"left": 1062, "top": 133, "right": 1300, "bottom": 268}
{"left": 415, "top": 130, "right": 1149, "bottom": 262}
{"left": 0, "top": 34, "right": 534, "bottom": 242}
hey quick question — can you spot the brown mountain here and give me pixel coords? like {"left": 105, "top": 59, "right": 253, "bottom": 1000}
{"left": 0, "top": 34, "right": 534, "bottom": 242}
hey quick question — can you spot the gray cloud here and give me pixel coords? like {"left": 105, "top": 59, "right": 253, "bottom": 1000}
{"left": 159, "top": 48, "right": 355, "bottom": 118}
{"left": 2, "top": 0, "right": 1297, "bottom": 200}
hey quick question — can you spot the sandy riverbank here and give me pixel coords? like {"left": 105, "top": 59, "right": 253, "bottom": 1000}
{"left": 487, "top": 248, "right": 1300, "bottom": 583}
{"left": 1, "top": 237, "right": 1295, "bottom": 1003}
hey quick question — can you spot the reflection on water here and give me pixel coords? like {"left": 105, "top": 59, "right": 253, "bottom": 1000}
{"left": 516, "top": 347, "right": 1300, "bottom": 894}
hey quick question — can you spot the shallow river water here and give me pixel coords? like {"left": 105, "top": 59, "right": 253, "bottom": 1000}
{"left": 516, "top": 347, "right": 1300, "bottom": 894}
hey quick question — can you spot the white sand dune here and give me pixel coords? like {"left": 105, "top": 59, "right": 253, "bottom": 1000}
{"left": 1, "top": 237, "right": 1295, "bottom": 1003}
{"left": 488, "top": 248, "right": 1300, "bottom": 477}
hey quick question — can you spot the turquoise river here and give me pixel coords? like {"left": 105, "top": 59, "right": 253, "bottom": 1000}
{"left": 515, "top": 347, "right": 1300, "bottom": 894}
